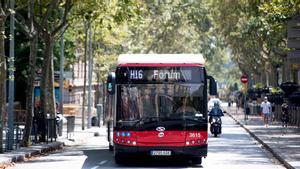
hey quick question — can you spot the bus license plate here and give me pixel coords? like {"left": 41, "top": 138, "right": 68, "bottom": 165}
{"left": 150, "top": 150, "right": 171, "bottom": 156}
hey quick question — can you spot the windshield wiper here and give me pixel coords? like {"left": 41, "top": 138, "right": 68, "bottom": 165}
{"left": 184, "top": 117, "right": 206, "bottom": 123}
{"left": 132, "top": 116, "right": 159, "bottom": 127}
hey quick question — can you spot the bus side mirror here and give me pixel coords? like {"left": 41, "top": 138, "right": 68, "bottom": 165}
{"left": 207, "top": 75, "right": 217, "bottom": 96}
{"left": 107, "top": 72, "right": 116, "bottom": 95}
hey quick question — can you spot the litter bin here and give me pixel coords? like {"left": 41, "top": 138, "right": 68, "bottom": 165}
{"left": 66, "top": 116, "right": 75, "bottom": 139}
{"left": 66, "top": 116, "right": 75, "bottom": 134}
{"left": 91, "top": 116, "right": 98, "bottom": 126}
{"left": 46, "top": 118, "right": 57, "bottom": 142}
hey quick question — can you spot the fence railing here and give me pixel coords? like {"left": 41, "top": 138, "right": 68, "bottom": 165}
{"left": 2, "top": 116, "right": 59, "bottom": 152}
{"left": 246, "top": 102, "right": 300, "bottom": 127}
{"left": 274, "top": 104, "right": 300, "bottom": 127}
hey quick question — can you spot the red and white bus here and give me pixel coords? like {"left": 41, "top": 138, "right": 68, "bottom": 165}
{"left": 106, "top": 54, "right": 217, "bottom": 164}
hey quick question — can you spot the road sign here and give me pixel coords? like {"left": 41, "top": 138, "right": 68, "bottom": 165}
{"left": 240, "top": 75, "right": 248, "bottom": 84}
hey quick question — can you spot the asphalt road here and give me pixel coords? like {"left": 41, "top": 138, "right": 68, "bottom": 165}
{"left": 11, "top": 115, "right": 285, "bottom": 169}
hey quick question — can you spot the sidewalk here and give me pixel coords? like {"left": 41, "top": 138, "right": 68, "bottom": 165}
{"left": 0, "top": 117, "right": 106, "bottom": 168}
{"left": 225, "top": 106, "right": 300, "bottom": 169}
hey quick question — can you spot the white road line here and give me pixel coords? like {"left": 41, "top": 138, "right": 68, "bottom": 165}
{"left": 99, "top": 160, "right": 108, "bottom": 165}
{"left": 90, "top": 166, "right": 99, "bottom": 169}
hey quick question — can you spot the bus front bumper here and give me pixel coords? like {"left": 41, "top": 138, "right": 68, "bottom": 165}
{"left": 114, "top": 144, "right": 207, "bottom": 158}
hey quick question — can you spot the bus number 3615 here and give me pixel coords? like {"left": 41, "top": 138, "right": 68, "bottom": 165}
{"left": 189, "top": 133, "right": 201, "bottom": 138}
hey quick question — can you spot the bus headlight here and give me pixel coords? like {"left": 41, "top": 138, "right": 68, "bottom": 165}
{"left": 126, "top": 132, "right": 131, "bottom": 137}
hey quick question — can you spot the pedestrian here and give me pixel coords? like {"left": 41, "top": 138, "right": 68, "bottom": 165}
{"left": 281, "top": 101, "right": 289, "bottom": 128}
{"left": 260, "top": 97, "right": 271, "bottom": 127}
{"left": 236, "top": 100, "right": 240, "bottom": 110}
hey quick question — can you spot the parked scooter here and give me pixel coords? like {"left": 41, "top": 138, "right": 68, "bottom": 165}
{"left": 209, "top": 102, "right": 224, "bottom": 137}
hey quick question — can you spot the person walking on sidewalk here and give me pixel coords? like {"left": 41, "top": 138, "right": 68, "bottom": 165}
{"left": 281, "top": 101, "right": 289, "bottom": 128}
{"left": 261, "top": 97, "right": 271, "bottom": 127}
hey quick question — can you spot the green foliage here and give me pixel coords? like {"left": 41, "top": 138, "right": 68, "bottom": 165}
{"left": 124, "top": 0, "right": 211, "bottom": 53}
{"left": 67, "top": 0, "right": 142, "bottom": 80}
{"left": 13, "top": 0, "right": 299, "bottom": 109}
{"left": 53, "top": 31, "right": 76, "bottom": 71}
{"left": 254, "top": 83, "right": 264, "bottom": 89}
{"left": 94, "top": 55, "right": 117, "bottom": 82}
{"left": 271, "top": 87, "right": 283, "bottom": 94}
{"left": 208, "top": 0, "right": 300, "bottom": 83}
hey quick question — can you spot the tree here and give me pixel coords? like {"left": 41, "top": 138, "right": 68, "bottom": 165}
{"left": 125, "top": 0, "right": 211, "bottom": 54}
{"left": 31, "top": 0, "right": 73, "bottom": 141}
{"left": 14, "top": 0, "right": 38, "bottom": 147}
{"left": 68, "top": 0, "right": 142, "bottom": 129}
{"left": 208, "top": 0, "right": 300, "bottom": 86}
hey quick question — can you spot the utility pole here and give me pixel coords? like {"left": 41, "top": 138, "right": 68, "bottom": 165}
{"left": 7, "top": 0, "right": 15, "bottom": 150}
{"left": 59, "top": 10, "right": 65, "bottom": 136}
{"left": 87, "top": 25, "right": 93, "bottom": 129}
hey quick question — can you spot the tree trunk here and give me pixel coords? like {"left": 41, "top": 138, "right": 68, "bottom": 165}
{"left": 34, "top": 0, "right": 73, "bottom": 141}
{"left": 81, "top": 21, "right": 89, "bottom": 130}
{"left": 21, "top": 0, "right": 37, "bottom": 147}
{"left": 40, "top": 36, "right": 55, "bottom": 141}
{"left": 269, "top": 65, "right": 277, "bottom": 87}
{"left": 22, "top": 35, "right": 37, "bottom": 147}
{"left": 0, "top": 9, "right": 7, "bottom": 153}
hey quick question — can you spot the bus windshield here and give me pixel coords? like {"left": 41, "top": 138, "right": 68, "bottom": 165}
{"left": 116, "top": 83, "right": 205, "bottom": 126}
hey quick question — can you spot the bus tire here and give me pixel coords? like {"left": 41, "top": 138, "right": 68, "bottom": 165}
{"left": 192, "top": 157, "right": 202, "bottom": 165}
{"left": 114, "top": 154, "right": 125, "bottom": 164}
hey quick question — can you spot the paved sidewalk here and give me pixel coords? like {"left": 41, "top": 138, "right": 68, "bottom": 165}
{"left": 0, "top": 117, "right": 106, "bottom": 168}
{"left": 225, "top": 106, "right": 300, "bottom": 169}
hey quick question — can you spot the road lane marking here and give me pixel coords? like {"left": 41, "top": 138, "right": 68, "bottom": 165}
{"left": 99, "top": 160, "right": 107, "bottom": 165}
{"left": 90, "top": 166, "right": 99, "bottom": 169}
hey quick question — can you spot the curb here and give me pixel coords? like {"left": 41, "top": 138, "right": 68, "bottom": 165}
{"left": 227, "top": 112, "right": 294, "bottom": 169}
{"left": 0, "top": 142, "right": 64, "bottom": 168}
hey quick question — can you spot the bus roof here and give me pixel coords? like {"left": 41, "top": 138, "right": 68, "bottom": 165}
{"left": 117, "top": 54, "right": 205, "bottom": 65}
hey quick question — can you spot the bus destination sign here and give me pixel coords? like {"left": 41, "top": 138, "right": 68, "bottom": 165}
{"left": 129, "top": 69, "right": 181, "bottom": 80}
{"left": 116, "top": 67, "right": 203, "bottom": 83}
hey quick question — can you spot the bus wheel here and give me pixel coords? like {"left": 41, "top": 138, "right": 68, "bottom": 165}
{"left": 115, "top": 154, "right": 125, "bottom": 164}
{"left": 192, "top": 157, "right": 202, "bottom": 165}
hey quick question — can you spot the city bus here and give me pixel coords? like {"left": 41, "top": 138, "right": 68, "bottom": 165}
{"left": 106, "top": 54, "right": 217, "bottom": 164}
